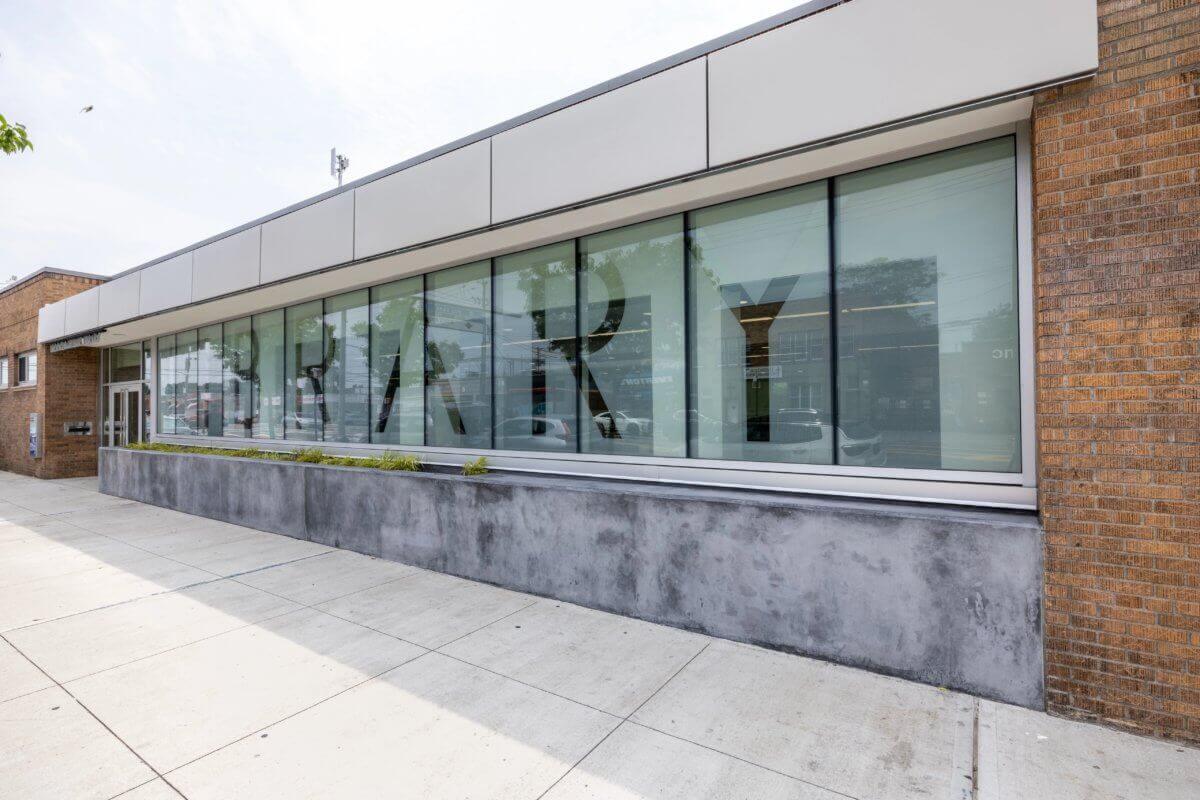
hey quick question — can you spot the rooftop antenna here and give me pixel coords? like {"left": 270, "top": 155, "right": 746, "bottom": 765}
{"left": 330, "top": 147, "right": 350, "bottom": 187}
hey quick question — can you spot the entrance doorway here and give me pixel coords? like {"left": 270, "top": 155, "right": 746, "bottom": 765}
{"left": 107, "top": 384, "right": 143, "bottom": 447}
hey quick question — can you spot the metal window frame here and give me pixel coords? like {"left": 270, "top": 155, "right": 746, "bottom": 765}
{"left": 143, "top": 127, "right": 1037, "bottom": 509}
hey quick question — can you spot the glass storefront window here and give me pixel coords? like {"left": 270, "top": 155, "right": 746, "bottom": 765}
{"left": 323, "top": 291, "right": 370, "bottom": 443}
{"left": 494, "top": 242, "right": 577, "bottom": 452}
{"left": 834, "top": 138, "right": 1019, "bottom": 472}
{"left": 196, "top": 324, "right": 224, "bottom": 437}
{"left": 253, "top": 310, "right": 285, "bottom": 439}
{"left": 223, "top": 318, "right": 254, "bottom": 437}
{"left": 156, "top": 335, "right": 175, "bottom": 435}
{"left": 370, "top": 278, "right": 424, "bottom": 445}
{"left": 426, "top": 261, "right": 491, "bottom": 448}
{"left": 580, "top": 217, "right": 686, "bottom": 457}
{"left": 139, "top": 138, "right": 1022, "bottom": 482}
{"left": 689, "top": 184, "right": 833, "bottom": 464}
{"left": 285, "top": 301, "right": 324, "bottom": 442}
{"left": 175, "top": 330, "right": 198, "bottom": 435}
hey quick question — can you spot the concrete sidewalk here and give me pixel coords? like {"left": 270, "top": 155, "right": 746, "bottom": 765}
{"left": 0, "top": 472, "right": 1195, "bottom": 799}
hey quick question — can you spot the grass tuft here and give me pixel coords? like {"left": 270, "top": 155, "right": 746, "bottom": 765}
{"left": 373, "top": 451, "right": 422, "bottom": 472}
{"left": 461, "top": 456, "right": 489, "bottom": 476}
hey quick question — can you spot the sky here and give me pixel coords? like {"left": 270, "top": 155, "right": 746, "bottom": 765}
{"left": 0, "top": 0, "right": 798, "bottom": 282}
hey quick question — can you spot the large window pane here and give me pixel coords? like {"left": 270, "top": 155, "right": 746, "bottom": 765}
{"left": 580, "top": 217, "right": 685, "bottom": 457}
{"left": 834, "top": 138, "right": 1019, "bottom": 472}
{"left": 142, "top": 340, "right": 152, "bottom": 437}
{"left": 494, "top": 243, "right": 576, "bottom": 452}
{"left": 426, "top": 261, "right": 491, "bottom": 448}
{"left": 175, "top": 330, "right": 198, "bottom": 435}
{"left": 323, "top": 290, "right": 370, "bottom": 443}
{"left": 109, "top": 343, "right": 141, "bottom": 383}
{"left": 222, "top": 317, "right": 253, "bottom": 437}
{"left": 688, "top": 184, "right": 833, "bottom": 464}
{"left": 156, "top": 335, "right": 175, "bottom": 435}
{"left": 196, "top": 324, "right": 223, "bottom": 437}
{"left": 252, "top": 310, "right": 285, "bottom": 439}
{"left": 285, "top": 301, "right": 324, "bottom": 442}
{"left": 370, "top": 278, "right": 424, "bottom": 445}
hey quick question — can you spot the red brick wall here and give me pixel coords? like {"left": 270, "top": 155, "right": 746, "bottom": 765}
{"left": 0, "top": 273, "right": 105, "bottom": 479}
{"left": 1035, "top": 0, "right": 1200, "bottom": 745}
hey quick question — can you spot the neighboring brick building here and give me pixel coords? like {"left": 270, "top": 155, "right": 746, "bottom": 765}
{"left": 0, "top": 268, "right": 107, "bottom": 478}
{"left": 1035, "top": 0, "right": 1200, "bottom": 745}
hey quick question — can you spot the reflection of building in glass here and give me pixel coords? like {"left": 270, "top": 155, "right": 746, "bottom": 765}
{"left": 707, "top": 274, "right": 830, "bottom": 451}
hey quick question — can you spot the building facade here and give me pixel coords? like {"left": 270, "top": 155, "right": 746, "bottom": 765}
{"left": 0, "top": 269, "right": 106, "bottom": 479}
{"left": 30, "top": 1, "right": 1200, "bottom": 743}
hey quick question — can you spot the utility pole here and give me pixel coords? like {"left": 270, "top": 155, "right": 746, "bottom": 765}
{"left": 330, "top": 148, "right": 349, "bottom": 187}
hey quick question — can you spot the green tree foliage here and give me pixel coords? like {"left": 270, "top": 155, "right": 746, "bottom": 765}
{"left": 0, "top": 114, "right": 32, "bottom": 154}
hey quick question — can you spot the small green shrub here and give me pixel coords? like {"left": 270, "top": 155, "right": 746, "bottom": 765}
{"left": 461, "top": 456, "right": 489, "bottom": 476}
{"left": 293, "top": 448, "right": 326, "bottom": 463}
{"left": 375, "top": 451, "right": 422, "bottom": 472}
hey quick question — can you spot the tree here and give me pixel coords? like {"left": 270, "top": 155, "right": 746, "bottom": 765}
{"left": 0, "top": 114, "right": 32, "bottom": 154}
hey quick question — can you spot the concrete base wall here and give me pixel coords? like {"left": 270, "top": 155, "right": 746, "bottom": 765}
{"left": 99, "top": 447, "right": 1045, "bottom": 707}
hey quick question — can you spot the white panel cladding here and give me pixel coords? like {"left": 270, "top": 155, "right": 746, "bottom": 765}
{"left": 192, "top": 227, "right": 262, "bottom": 302}
{"left": 708, "top": 0, "right": 1098, "bottom": 165}
{"left": 139, "top": 252, "right": 193, "bottom": 315}
{"left": 492, "top": 59, "right": 708, "bottom": 222}
{"left": 354, "top": 140, "right": 491, "bottom": 260}
{"left": 63, "top": 286, "right": 101, "bottom": 335}
{"left": 260, "top": 191, "right": 354, "bottom": 283}
{"left": 97, "top": 271, "right": 141, "bottom": 326}
{"left": 37, "top": 300, "right": 67, "bottom": 343}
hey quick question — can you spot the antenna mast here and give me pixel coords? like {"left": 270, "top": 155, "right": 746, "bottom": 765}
{"left": 330, "top": 148, "right": 350, "bottom": 187}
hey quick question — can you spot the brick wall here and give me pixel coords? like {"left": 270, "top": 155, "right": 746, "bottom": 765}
{"left": 0, "top": 273, "right": 105, "bottom": 479}
{"left": 1035, "top": 1, "right": 1200, "bottom": 745}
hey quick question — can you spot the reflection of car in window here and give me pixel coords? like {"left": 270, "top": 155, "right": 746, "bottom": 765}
{"left": 496, "top": 416, "right": 573, "bottom": 451}
{"left": 592, "top": 410, "right": 652, "bottom": 438}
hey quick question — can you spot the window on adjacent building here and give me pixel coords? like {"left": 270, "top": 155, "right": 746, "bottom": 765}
{"left": 17, "top": 351, "right": 37, "bottom": 386}
{"left": 0, "top": 356, "right": 8, "bottom": 388}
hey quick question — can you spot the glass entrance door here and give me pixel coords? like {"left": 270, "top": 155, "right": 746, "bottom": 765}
{"left": 107, "top": 385, "right": 142, "bottom": 447}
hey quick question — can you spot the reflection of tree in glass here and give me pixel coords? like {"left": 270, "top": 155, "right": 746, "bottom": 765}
{"left": 837, "top": 256, "right": 937, "bottom": 312}
{"left": 578, "top": 237, "right": 684, "bottom": 435}
{"left": 364, "top": 295, "right": 424, "bottom": 434}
